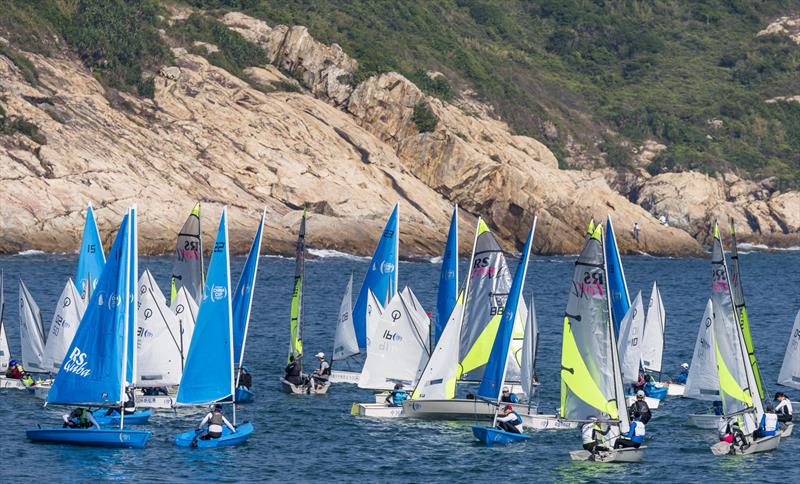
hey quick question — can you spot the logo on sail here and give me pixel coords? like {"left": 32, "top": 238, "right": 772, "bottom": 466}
{"left": 107, "top": 293, "right": 121, "bottom": 309}
{"left": 63, "top": 347, "right": 91, "bottom": 377}
{"left": 380, "top": 261, "right": 395, "bottom": 274}
{"left": 211, "top": 285, "right": 227, "bottom": 301}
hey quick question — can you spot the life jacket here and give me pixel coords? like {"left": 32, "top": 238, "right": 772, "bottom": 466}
{"left": 391, "top": 390, "right": 408, "bottom": 406}
{"left": 319, "top": 360, "right": 331, "bottom": 376}
{"left": 208, "top": 412, "right": 224, "bottom": 433}
{"left": 630, "top": 421, "right": 646, "bottom": 444}
{"left": 760, "top": 413, "right": 778, "bottom": 435}
{"left": 510, "top": 411, "right": 522, "bottom": 426}
{"left": 285, "top": 362, "right": 300, "bottom": 377}
{"left": 72, "top": 409, "right": 92, "bottom": 428}
{"left": 21, "top": 374, "right": 34, "bottom": 386}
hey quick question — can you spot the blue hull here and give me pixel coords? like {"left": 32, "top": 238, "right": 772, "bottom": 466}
{"left": 175, "top": 422, "right": 254, "bottom": 448}
{"left": 95, "top": 409, "right": 152, "bottom": 426}
{"left": 472, "top": 425, "right": 530, "bottom": 446}
{"left": 236, "top": 386, "right": 254, "bottom": 403}
{"left": 645, "top": 386, "right": 668, "bottom": 400}
{"left": 26, "top": 428, "right": 151, "bottom": 448}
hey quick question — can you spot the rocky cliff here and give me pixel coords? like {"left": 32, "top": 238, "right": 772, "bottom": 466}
{"left": 0, "top": 11, "right": 797, "bottom": 258}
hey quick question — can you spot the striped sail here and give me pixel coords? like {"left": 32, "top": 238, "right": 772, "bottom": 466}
{"left": 170, "top": 203, "right": 204, "bottom": 305}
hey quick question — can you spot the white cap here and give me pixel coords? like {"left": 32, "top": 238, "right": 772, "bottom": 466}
{"left": 636, "top": 390, "right": 645, "bottom": 397}
{"left": 315, "top": 352, "right": 325, "bottom": 358}
{"left": 502, "top": 386, "right": 510, "bottom": 392}
{"left": 681, "top": 362, "right": 689, "bottom": 369}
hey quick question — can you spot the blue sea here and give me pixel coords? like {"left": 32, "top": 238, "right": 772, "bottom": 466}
{"left": 0, "top": 249, "right": 798, "bottom": 482}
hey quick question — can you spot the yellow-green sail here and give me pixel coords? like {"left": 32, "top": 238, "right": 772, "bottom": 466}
{"left": 289, "top": 209, "right": 306, "bottom": 363}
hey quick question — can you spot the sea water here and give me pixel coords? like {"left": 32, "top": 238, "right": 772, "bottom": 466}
{"left": 0, "top": 250, "right": 798, "bottom": 482}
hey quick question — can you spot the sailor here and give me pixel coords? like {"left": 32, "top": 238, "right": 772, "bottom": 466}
{"left": 284, "top": 354, "right": 304, "bottom": 386}
{"left": 311, "top": 352, "right": 331, "bottom": 390}
{"left": 500, "top": 386, "right": 520, "bottom": 403}
{"left": 581, "top": 416, "right": 610, "bottom": 454}
{"left": 495, "top": 405, "right": 523, "bottom": 434}
{"left": 237, "top": 366, "right": 252, "bottom": 390}
{"left": 196, "top": 404, "right": 236, "bottom": 440}
{"left": 755, "top": 406, "right": 779, "bottom": 438}
{"left": 673, "top": 363, "right": 689, "bottom": 384}
{"left": 633, "top": 371, "right": 647, "bottom": 393}
{"left": 62, "top": 407, "right": 100, "bottom": 429}
{"left": 717, "top": 417, "right": 734, "bottom": 443}
{"left": 5, "top": 359, "right": 25, "bottom": 379}
{"left": 628, "top": 390, "right": 652, "bottom": 424}
{"left": 142, "top": 386, "right": 169, "bottom": 396}
{"left": 106, "top": 386, "right": 136, "bottom": 416}
{"left": 614, "top": 417, "right": 646, "bottom": 449}
{"left": 774, "top": 392, "right": 793, "bottom": 423}
{"left": 385, "top": 383, "right": 408, "bottom": 407}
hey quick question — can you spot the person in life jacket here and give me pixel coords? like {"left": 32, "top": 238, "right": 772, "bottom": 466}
{"left": 106, "top": 386, "right": 136, "bottom": 416}
{"left": 495, "top": 405, "right": 523, "bottom": 434}
{"left": 581, "top": 417, "right": 610, "bottom": 454}
{"left": 196, "top": 404, "right": 236, "bottom": 440}
{"left": 632, "top": 371, "right": 646, "bottom": 393}
{"left": 237, "top": 366, "right": 252, "bottom": 390}
{"left": 284, "top": 354, "right": 304, "bottom": 386}
{"left": 5, "top": 359, "right": 25, "bottom": 379}
{"left": 614, "top": 417, "right": 646, "bottom": 449}
{"left": 385, "top": 383, "right": 408, "bottom": 407}
{"left": 673, "top": 363, "right": 689, "bottom": 385}
{"left": 755, "top": 406, "right": 779, "bottom": 438}
{"left": 500, "top": 386, "right": 520, "bottom": 403}
{"left": 717, "top": 417, "right": 734, "bottom": 443}
{"left": 774, "top": 392, "right": 793, "bottom": 423}
{"left": 311, "top": 352, "right": 330, "bottom": 390}
{"left": 62, "top": 407, "right": 100, "bottom": 429}
{"left": 628, "top": 391, "right": 652, "bottom": 424}
{"left": 711, "top": 400, "right": 724, "bottom": 416}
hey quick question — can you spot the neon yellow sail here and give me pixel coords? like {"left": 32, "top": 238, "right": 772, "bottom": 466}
{"left": 289, "top": 209, "right": 306, "bottom": 363}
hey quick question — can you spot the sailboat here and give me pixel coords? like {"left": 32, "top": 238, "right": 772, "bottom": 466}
{"left": 777, "top": 309, "right": 800, "bottom": 436}
{"left": 404, "top": 218, "right": 528, "bottom": 420}
{"left": 472, "top": 220, "right": 535, "bottom": 445}
{"left": 41, "top": 280, "right": 86, "bottom": 375}
{"left": 434, "top": 205, "right": 459, "bottom": 347}
{"left": 563, "top": 223, "right": 647, "bottom": 463}
{"left": 27, "top": 207, "right": 152, "bottom": 448}
{"left": 330, "top": 204, "right": 399, "bottom": 384}
{"left": 19, "top": 279, "right": 47, "bottom": 374}
{"left": 684, "top": 299, "right": 723, "bottom": 429}
{"left": 175, "top": 207, "right": 255, "bottom": 448}
{"left": 707, "top": 223, "right": 778, "bottom": 455}
{"left": 170, "top": 202, "right": 204, "bottom": 306}
{"left": 0, "top": 271, "right": 24, "bottom": 389}
{"left": 76, "top": 202, "right": 106, "bottom": 301}
{"left": 281, "top": 209, "right": 329, "bottom": 395}
{"left": 641, "top": 282, "right": 677, "bottom": 395}
{"left": 136, "top": 270, "right": 183, "bottom": 391}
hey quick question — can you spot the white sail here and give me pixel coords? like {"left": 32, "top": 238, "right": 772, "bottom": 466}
{"left": 778, "top": 310, "right": 800, "bottom": 390}
{"left": 18, "top": 280, "right": 46, "bottom": 372}
{"left": 170, "top": 285, "right": 198, "bottom": 366}
{"left": 504, "top": 301, "right": 528, "bottom": 386}
{"left": 617, "top": 291, "right": 645, "bottom": 384}
{"left": 0, "top": 271, "right": 8, "bottom": 372}
{"left": 641, "top": 281, "right": 665, "bottom": 373}
{"left": 365, "top": 289, "right": 384, "bottom": 349}
{"left": 333, "top": 274, "right": 359, "bottom": 362}
{"left": 400, "top": 286, "right": 431, "bottom": 354}
{"left": 684, "top": 299, "right": 719, "bottom": 400}
{"left": 136, "top": 270, "right": 183, "bottom": 387}
{"left": 411, "top": 297, "right": 463, "bottom": 399}
{"left": 42, "top": 279, "right": 86, "bottom": 372}
{"left": 139, "top": 268, "right": 167, "bottom": 305}
{"left": 520, "top": 293, "right": 538, "bottom": 398}
{"left": 359, "top": 292, "right": 430, "bottom": 390}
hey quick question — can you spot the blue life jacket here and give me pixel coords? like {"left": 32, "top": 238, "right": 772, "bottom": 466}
{"left": 390, "top": 390, "right": 408, "bottom": 406}
{"left": 674, "top": 369, "right": 688, "bottom": 384}
{"left": 511, "top": 411, "right": 522, "bottom": 426}
{"left": 757, "top": 414, "right": 778, "bottom": 437}
{"left": 500, "top": 393, "right": 519, "bottom": 404}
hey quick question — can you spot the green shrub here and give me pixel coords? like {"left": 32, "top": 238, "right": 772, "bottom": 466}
{"left": 412, "top": 101, "right": 438, "bottom": 133}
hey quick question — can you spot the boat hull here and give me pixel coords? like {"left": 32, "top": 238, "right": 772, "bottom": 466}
{"left": 781, "top": 423, "right": 793, "bottom": 438}
{"left": 0, "top": 376, "right": 28, "bottom": 390}
{"left": 32, "top": 384, "right": 51, "bottom": 399}
{"left": 472, "top": 425, "right": 529, "bottom": 446}
{"left": 521, "top": 413, "right": 578, "bottom": 430}
{"left": 175, "top": 422, "right": 254, "bottom": 448}
{"left": 625, "top": 395, "right": 660, "bottom": 409}
{"left": 329, "top": 370, "right": 359, "bottom": 384}
{"left": 402, "top": 399, "right": 496, "bottom": 420}
{"left": 137, "top": 394, "right": 175, "bottom": 409}
{"left": 280, "top": 379, "right": 330, "bottom": 395}
{"left": 711, "top": 434, "right": 781, "bottom": 455}
{"left": 687, "top": 413, "right": 721, "bottom": 429}
{"left": 666, "top": 383, "right": 685, "bottom": 396}
{"left": 235, "top": 386, "right": 255, "bottom": 403}
{"left": 351, "top": 403, "right": 404, "bottom": 418}
{"left": 570, "top": 446, "right": 646, "bottom": 463}
{"left": 26, "top": 428, "right": 151, "bottom": 448}
{"left": 94, "top": 409, "right": 152, "bottom": 426}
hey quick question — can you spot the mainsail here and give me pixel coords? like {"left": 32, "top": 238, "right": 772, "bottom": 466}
{"left": 684, "top": 299, "right": 720, "bottom": 400}
{"left": 170, "top": 202, "right": 204, "bottom": 305}
{"left": 352, "top": 203, "right": 399, "bottom": 348}
{"left": 560, "top": 224, "right": 629, "bottom": 434}
{"left": 19, "top": 279, "right": 46, "bottom": 373}
{"left": 778, "top": 310, "right": 800, "bottom": 390}
{"left": 411, "top": 293, "right": 464, "bottom": 399}
{"left": 177, "top": 208, "right": 234, "bottom": 405}
{"left": 332, "top": 274, "right": 359, "bottom": 362}
{"left": 617, "top": 291, "right": 645, "bottom": 384}
{"left": 136, "top": 269, "right": 183, "bottom": 387}
{"left": 605, "top": 216, "right": 630, "bottom": 335}
{"left": 435, "top": 205, "right": 459, "bottom": 346}
{"left": 289, "top": 210, "right": 306, "bottom": 364}
{"left": 0, "top": 271, "right": 9, "bottom": 372}
{"left": 171, "top": 286, "right": 197, "bottom": 367}
{"left": 42, "top": 279, "right": 86, "bottom": 373}
{"left": 729, "top": 219, "right": 764, "bottom": 399}
{"left": 48, "top": 207, "right": 137, "bottom": 406}
{"left": 75, "top": 202, "right": 106, "bottom": 300}
{"left": 520, "top": 293, "right": 539, "bottom": 399}
{"left": 640, "top": 282, "right": 665, "bottom": 373}
{"left": 232, "top": 210, "right": 265, "bottom": 380}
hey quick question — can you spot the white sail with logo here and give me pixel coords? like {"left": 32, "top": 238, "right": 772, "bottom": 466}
{"left": 19, "top": 279, "right": 46, "bottom": 372}
{"left": 684, "top": 299, "right": 720, "bottom": 400}
{"left": 400, "top": 286, "right": 431, "bottom": 353}
{"left": 42, "top": 279, "right": 86, "bottom": 373}
{"left": 641, "top": 282, "right": 665, "bottom": 373}
{"left": 617, "top": 291, "right": 645, "bottom": 384}
{"left": 136, "top": 269, "right": 183, "bottom": 387}
{"left": 778, "top": 310, "right": 800, "bottom": 390}
{"left": 171, "top": 286, "right": 197, "bottom": 365}
{"left": 358, "top": 291, "right": 431, "bottom": 390}
{"left": 364, "top": 289, "right": 384, "bottom": 349}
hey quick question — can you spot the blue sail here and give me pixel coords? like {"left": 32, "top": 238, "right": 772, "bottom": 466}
{"left": 434, "top": 206, "right": 458, "bottom": 346}
{"left": 605, "top": 216, "right": 630, "bottom": 335}
{"left": 75, "top": 203, "right": 106, "bottom": 299}
{"left": 48, "top": 209, "right": 133, "bottom": 405}
{"left": 232, "top": 210, "right": 265, "bottom": 372}
{"left": 177, "top": 208, "right": 234, "bottom": 405}
{"left": 352, "top": 203, "right": 399, "bottom": 348}
{"left": 478, "top": 220, "right": 536, "bottom": 400}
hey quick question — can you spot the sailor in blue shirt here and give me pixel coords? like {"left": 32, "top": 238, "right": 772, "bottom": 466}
{"left": 614, "top": 417, "right": 646, "bottom": 449}
{"left": 500, "top": 386, "right": 520, "bottom": 403}
{"left": 755, "top": 406, "right": 779, "bottom": 438}
{"left": 673, "top": 363, "right": 689, "bottom": 385}
{"left": 385, "top": 383, "right": 408, "bottom": 407}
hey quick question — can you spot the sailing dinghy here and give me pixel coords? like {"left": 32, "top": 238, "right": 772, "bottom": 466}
{"left": 0, "top": 272, "right": 27, "bottom": 390}
{"left": 563, "top": 223, "right": 647, "bottom": 463}
{"left": 174, "top": 208, "right": 254, "bottom": 448}
{"left": 27, "top": 207, "right": 152, "bottom": 448}
{"left": 684, "top": 299, "right": 724, "bottom": 429}
{"left": 472, "top": 220, "right": 535, "bottom": 445}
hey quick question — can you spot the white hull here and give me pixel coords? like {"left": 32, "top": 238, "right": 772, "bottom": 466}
{"left": 402, "top": 399, "right": 496, "bottom": 420}
{"left": 280, "top": 379, "right": 330, "bottom": 395}
{"left": 666, "top": 383, "right": 685, "bottom": 396}
{"left": 0, "top": 376, "right": 29, "bottom": 390}
{"left": 625, "top": 395, "right": 660, "bottom": 409}
{"left": 781, "top": 423, "right": 793, "bottom": 438}
{"left": 711, "top": 434, "right": 781, "bottom": 455}
{"left": 687, "top": 413, "right": 721, "bottom": 429}
{"left": 351, "top": 403, "right": 404, "bottom": 418}
{"left": 521, "top": 413, "right": 578, "bottom": 430}
{"left": 33, "top": 384, "right": 51, "bottom": 399}
{"left": 137, "top": 394, "right": 175, "bottom": 409}
{"left": 373, "top": 392, "right": 390, "bottom": 404}
{"left": 329, "top": 370, "right": 360, "bottom": 384}
{"left": 569, "top": 446, "right": 646, "bottom": 463}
